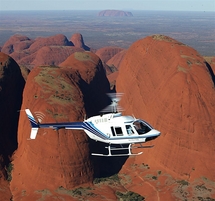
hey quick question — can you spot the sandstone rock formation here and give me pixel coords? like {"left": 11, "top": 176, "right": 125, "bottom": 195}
{"left": 98, "top": 10, "right": 133, "bottom": 17}
{"left": 0, "top": 52, "right": 25, "bottom": 200}
{"left": 59, "top": 51, "right": 110, "bottom": 116}
{"left": 70, "top": 33, "right": 90, "bottom": 51}
{"left": 107, "top": 71, "right": 118, "bottom": 90}
{"left": 10, "top": 51, "right": 110, "bottom": 200}
{"left": 1, "top": 34, "right": 33, "bottom": 54}
{"left": 204, "top": 56, "right": 215, "bottom": 72}
{"left": 30, "top": 46, "right": 84, "bottom": 68}
{"left": 106, "top": 49, "right": 127, "bottom": 87}
{"left": 95, "top": 46, "right": 124, "bottom": 74}
{"left": 2, "top": 30, "right": 214, "bottom": 200}
{"left": 106, "top": 49, "right": 126, "bottom": 70}
{"left": 19, "top": 65, "right": 30, "bottom": 81}
{"left": 96, "top": 46, "right": 124, "bottom": 64}
{"left": 116, "top": 35, "right": 215, "bottom": 199}
{"left": 1, "top": 34, "right": 82, "bottom": 70}
{"left": 28, "top": 34, "right": 73, "bottom": 53}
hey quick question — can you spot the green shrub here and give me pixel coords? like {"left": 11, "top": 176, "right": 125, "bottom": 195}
{"left": 6, "top": 163, "right": 13, "bottom": 182}
{"left": 116, "top": 191, "right": 145, "bottom": 201}
{"left": 177, "top": 180, "right": 189, "bottom": 186}
{"left": 93, "top": 174, "right": 119, "bottom": 184}
{"left": 152, "top": 176, "right": 157, "bottom": 180}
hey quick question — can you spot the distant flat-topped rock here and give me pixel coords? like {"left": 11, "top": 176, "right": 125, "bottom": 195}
{"left": 98, "top": 10, "right": 133, "bottom": 17}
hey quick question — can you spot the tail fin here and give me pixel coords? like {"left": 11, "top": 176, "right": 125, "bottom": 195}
{"left": 25, "top": 109, "right": 39, "bottom": 139}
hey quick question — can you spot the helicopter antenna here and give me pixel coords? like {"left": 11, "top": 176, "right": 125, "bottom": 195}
{"left": 101, "top": 93, "right": 124, "bottom": 113}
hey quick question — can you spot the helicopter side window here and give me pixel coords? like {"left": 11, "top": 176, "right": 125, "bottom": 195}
{"left": 126, "top": 125, "right": 134, "bottom": 135}
{"left": 114, "top": 127, "right": 123, "bottom": 136}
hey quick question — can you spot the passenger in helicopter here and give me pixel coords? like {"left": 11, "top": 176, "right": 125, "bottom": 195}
{"left": 126, "top": 125, "right": 134, "bottom": 135}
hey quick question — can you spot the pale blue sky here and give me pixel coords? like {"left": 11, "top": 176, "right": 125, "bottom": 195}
{"left": 0, "top": 0, "right": 214, "bottom": 11}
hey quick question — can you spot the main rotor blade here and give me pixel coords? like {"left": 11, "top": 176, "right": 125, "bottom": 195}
{"left": 101, "top": 93, "right": 124, "bottom": 113}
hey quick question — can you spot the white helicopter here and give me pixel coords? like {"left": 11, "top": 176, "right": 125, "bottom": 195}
{"left": 25, "top": 93, "right": 161, "bottom": 157}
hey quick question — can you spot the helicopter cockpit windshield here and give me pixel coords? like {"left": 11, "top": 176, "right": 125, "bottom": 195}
{"left": 133, "top": 120, "right": 153, "bottom": 135}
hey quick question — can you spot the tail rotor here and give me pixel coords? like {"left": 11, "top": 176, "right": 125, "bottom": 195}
{"left": 25, "top": 109, "right": 39, "bottom": 139}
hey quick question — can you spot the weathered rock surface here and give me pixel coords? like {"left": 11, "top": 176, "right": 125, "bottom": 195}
{"left": 95, "top": 46, "right": 124, "bottom": 64}
{"left": 1, "top": 31, "right": 214, "bottom": 200}
{"left": 0, "top": 52, "right": 25, "bottom": 200}
{"left": 70, "top": 33, "right": 90, "bottom": 51}
{"left": 106, "top": 49, "right": 126, "bottom": 70}
{"left": 31, "top": 46, "right": 84, "bottom": 68}
{"left": 59, "top": 51, "right": 110, "bottom": 116}
{"left": 1, "top": 34, "right": 33, "bottom": 54}
{"left": 28, "top": 34, "right": 73, "bottom": 53}
{"left": 116, "top": 35, "right": 215, "bottom": 199}
{"left": 107, "top": 71, "right": 118, "bottom": 90}
{"left": 98, "top": 10, "right": 133, "bottom": 17}
{"left": 10, "top": 51, "right": 110, "bottom": 200}
{"left": 204, "top": 56, "right": 215, "bottom": 72}
{"left": 95, "top": 46, "right": 124, "bottom": 74}
{"left": 106, "top": 49, "right": 127, "bottom": 86}
{"left": 1, "top": 34, "right": 83, "bottom": 70}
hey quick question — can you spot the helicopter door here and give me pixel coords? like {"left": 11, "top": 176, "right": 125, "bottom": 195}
{"left": 111, "top": 126, "right": 123, "bottom": 136}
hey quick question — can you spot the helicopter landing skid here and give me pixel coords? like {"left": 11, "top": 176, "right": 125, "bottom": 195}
{"left": 91, "top": 144, "right": 143, "bottom": 157}
{"left": 132, "top": 143, "right": 154, "bottom": 149}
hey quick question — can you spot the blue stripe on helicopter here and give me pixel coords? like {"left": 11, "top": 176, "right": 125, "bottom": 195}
{"left": 82, "top": 122, "right": 109, "bottom": 140}
{"left": 27, "top": 114, "right": 38, "bottom": 127}
{"left": 63, "top": 122, "right": 108, "bottom": 140}
{"left": 38, "top": 121, "right": 109, "bottom": 140}
{"left": 26, "top": 111, "right": 108, "bottom": 140}
{"left": 61, "top": 121, "right": 108, "bottom": 140}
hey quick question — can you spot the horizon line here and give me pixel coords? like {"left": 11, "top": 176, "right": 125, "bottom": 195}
{"left": 0, "top": 9, "right": 214, "bottom": 12}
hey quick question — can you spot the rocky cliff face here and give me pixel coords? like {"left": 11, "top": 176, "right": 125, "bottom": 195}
{"left": 106, "top": 49, "right": 127, "bottom": 87}
{"left": 0, "top": 52, "right": 25, "bottom": 200}
{"left": 10, "top": 51, "right": 110, "bottom": 200}
{"left": 106, "top": 49, "right": 126, "bottom": 70}
{"left": 96, "top": 46, "right": 124, "bottom": 75}
{"left": 116, "top": 35, "right": 215, "bottom": 199}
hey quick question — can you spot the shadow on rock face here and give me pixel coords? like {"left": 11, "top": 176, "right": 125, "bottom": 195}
{"left": 78, "top": 77, "right": 127, "bottom": 178}
{"left": 205, "top": 61, "right": 215, "bottom": 86}
{"left": 0, "top": 52, "right": 25, "bottom": 174}
{"left": 89, "top": 140, "right": 128, "bottom": 178}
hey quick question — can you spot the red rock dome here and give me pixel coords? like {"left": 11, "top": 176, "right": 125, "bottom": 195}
{"left": 70, "top": 33, "right": 90, "bottom": 50}
{"left": 117, "top": 34, "right": 215, "bottom": 180}
{"left": 10, "top": 51, "right": 110, "bottom": 200}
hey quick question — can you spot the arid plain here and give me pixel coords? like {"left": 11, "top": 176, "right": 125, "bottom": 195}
{"left": 0, "top": 10, "right": 214, "bottom": 56}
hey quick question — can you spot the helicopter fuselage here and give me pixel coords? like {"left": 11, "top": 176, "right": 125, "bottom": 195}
{"left": 83, "top": 113, "right": 160, "bottom": 144}
{"left": 25, "top": 108, "right": 161, "bottom": 156}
